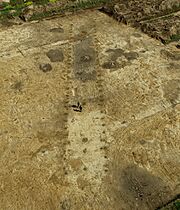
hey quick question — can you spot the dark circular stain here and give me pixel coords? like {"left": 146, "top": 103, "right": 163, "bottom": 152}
{"left": 46, "top": 49, "right": 64, "bottom": 62}
{"left": 83, "top": 148, "right": 87, "bottom": 153}
{"left": 121, "top": 121, "right": 127, "bottom": 124}
{"left": 49, "top": 27, "right": 64, "bottom": 33}
{"left": 161, "top": 49, "right": 180, "bottom": 61}
{"left": 124, "top": 52, "right": 139, "bottom": 60}
{"left": 176, "top": 44, "right": 180, "bottom": 49}
{"left": 82, "top": 137, "right": 88, "bottom": 143}
{"left": 39, "top": 63, "right": 52, "bottom": 72}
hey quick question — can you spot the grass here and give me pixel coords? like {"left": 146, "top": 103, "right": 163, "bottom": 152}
{"left": 164, "top": 34, "right": 180, "bottom": 44}
{"left": 157, "top": 197, "right": 180, "bottom": 210}
{"left": 0, "top": 1, "right": 28, "bottom": 20}
{"left": 0, "top": 0, "right": 110, "bottom": 21}
{"left": 29, "top": 0, "right": 110, "bottom": 20}
{"left": 170, "top": 34, "right": 180, "bottom": 42}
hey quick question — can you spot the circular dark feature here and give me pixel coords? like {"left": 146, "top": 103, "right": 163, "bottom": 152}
{"left": 46, "top": 49, "right": 64, "bottom": 62}
{"left": 176, "top": 44, "right": 180, "bottom": 49}
{"left": 39, "top": 63, "right": 52, "bottom": 72}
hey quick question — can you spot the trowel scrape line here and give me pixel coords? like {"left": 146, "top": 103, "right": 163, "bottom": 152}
{"left": 61, "top": 23, "right": 74, "bottom": 149}
{"left": 0, "top": 40, "right": 71, "bottom": 58}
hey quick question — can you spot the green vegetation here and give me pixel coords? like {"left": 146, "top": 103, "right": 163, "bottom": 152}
{"left": 157, "top": 198, "right": 180, "bottom": 210}
{"left": 175, "top": 200, "right": 180, "bottom": 209}
{"left": 170, "top": 34, "right": 180, "bottom": 42}
{"left": 0, "top": 0, "right": 110, "bottom": 21}
{"left": 164, "top": 34, "right": 180, "bottom": 44}
{"left": 29, "top": 0, "right": 110, "bottom": 20}
{"left": 0, "top": 0, "right": 26, "bottom": 20}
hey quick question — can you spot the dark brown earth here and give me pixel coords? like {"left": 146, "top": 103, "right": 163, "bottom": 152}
{"left": 101, "top": 0, "right": 180, "bottom": 44}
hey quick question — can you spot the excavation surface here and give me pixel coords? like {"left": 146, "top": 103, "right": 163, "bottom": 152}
{"left": 0, "top": 10, "right": 179, "bottom": 210}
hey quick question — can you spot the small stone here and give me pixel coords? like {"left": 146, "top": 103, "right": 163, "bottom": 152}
{"left": 82, "top": 137, "right": 88, "bottom": 143}
{"left": 39, "top": 63, "right": 52, "bottom": 73}
{"left": 83, "top": 148, "right": 87, "bottom": 153}
{"left": 121, "top": 121, "right": 127, "bottom": 124}
{"left": 176, "top": 44, "right": 180, "bottom": 49}
{"left": 80, "top": 55, "right": 91, "bottom": 62}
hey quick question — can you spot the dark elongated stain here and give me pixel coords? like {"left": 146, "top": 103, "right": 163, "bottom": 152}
{"left": 102, "top": 61, "right": 118, "bottom": 69}
{"left": 102, "top": 60, "right": 128, "bottom": 71}
{"left": 46, "top": 49, "right": 64, "bottom": 62}
{"left": 133, "top": 33, "right": 142, "bottom": 38}
{"left": 49, "top": 27, "right": 64, "bottom": 33}
{"left": 124, "top": 52, "right": 139, "bottom": 61}
{"left": 161, "top": 49, "right": 180, "bottom": 61}
{"left": 102, "top": 48, "right": 139, "bottom": 70}
{"left": 73, "top": 37, "right": 96, "bottom": 81}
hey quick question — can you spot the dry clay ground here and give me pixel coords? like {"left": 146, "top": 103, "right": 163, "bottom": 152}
{"left": 0, "top": 10, "right": 180, "bottom": 210}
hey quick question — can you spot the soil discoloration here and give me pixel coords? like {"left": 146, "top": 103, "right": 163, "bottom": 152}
{"left": 102, "top": 60, "right": 128, "bottom": 71}
{"left": 162, "top": 79, "right": 180, "bottom": 105}
{"left": 110, "top": 165, "right": 173, "bottom": 210}
{"left": 39, "top": 63, "right": 52, "bottom": 72}
{"left": 49, "top": 27, "right": 64, "bottom": 33}
{"left": 124, "top": 52, "right": 139, "bottom": 61}
{"left": 168, "top": 62, "right": 180, "bottom": 70}
{"left": 120, "top": 165, "right": 172, "bottom": 209}
{"left": 60, "top": 199, "right": 71, "bottom": 210}
{"left": 73, "top": 37, "right": 96, "bottom": 81}
{"left": 106, "top": 48, "right": 139, "bottom": 61}
{"left": 161, "top": 49, "right": 180, "bottom": 61}
{"left": 133, "top": 33, "right": 142, "bottom": 38}
{"left": 102, "top": 61, "right": 119, "bottom": 69}
{"left": 11, "top": 81, "right": 23, "bottom": 91}
{"left": 102, "top": 48, "right": 139, "bottom": 70}
{"left": 46, "top": 49, "right": 64, "bottom": 62}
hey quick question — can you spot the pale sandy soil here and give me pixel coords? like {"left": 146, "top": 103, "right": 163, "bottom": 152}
{"left": 0, "top": 10, "right": 179, "bottom": 210}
